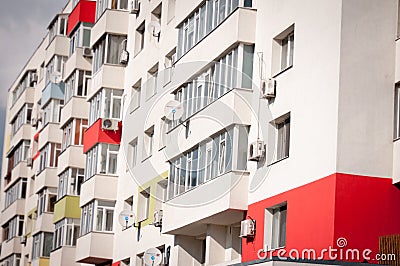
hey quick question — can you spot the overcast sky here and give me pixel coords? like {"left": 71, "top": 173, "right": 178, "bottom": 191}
{"left": 0, "top": 0, "right": 66, "bottom": 168}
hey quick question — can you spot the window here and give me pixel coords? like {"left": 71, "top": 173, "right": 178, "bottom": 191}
{"left": 168, "top": 125, "right": 248, "bottom": 199}
{"left": 135, "top": 22, "right": 145, "bottom": 56}
{"left": 39, "top": 143, "right": 61, "bottom": 173}
{"left": 394, "top": 84, "right": 400, "bottom": 139}
{"left": 173, "top": 45, "right": 252, "bottom": 123}
{"left": 81, "top": 200, "right": 115, "bottom": 235}
{"left": 93, "top": 34, "right": 128, "bottom": 73}
{"left": 96, "top": 0, "right": 129, "bottom": 21}
{"left": 85, "top": 143, "right": 119, "bottom": 180}
{"left": 64, "top": 70, "right": 91, "bottom": 102}
{"left": 128, "top": 138, "right": 138, "bottom": 168}
{"left": 143, "top": 126, "right": 154, "bottom": 159}
{"left": 11, "top": 104, "right": 32, "bottom": 136}
{"left": 137, "top": 189, "right": 150, "bottom": 222}
{"left": 160, "top": 117, "right": 170, "bottom": 149}
{"left": 147, "top": 64, "right": 159, "bottom": 100}
{"left": 32, "top": 232, "right": 53, "bottom": 259}
{"left": 274, "top": 114, "right": 290, "bottom": 161}
{"left": 69, "top": 25, "right": 91, "bottom": 56}
{"left": 4, "top": 179, "right": 27, "bottom": 209}
{"left": 272, "top": 25, "right": 295, "bottom": 75}
{"left": 45, "top": 55, "right": 67, "bottom": 85}
{"left": 57, "top": 168, "right": 84, "bottom": 200}
{"left": 164, "top": 49, "right": 177, "bottom": 86}
{"left": 2, "top": 254, "right": 21, "bottom": 266}
{"left": 61, "top": 119, "right": 88, "bottom": 151}
{"left": 264, "top": 203, "right": 287, "bottom": 250}
{"left": 151, "top": 4, "right": 162, "bottom": 42}
{"left": 124, "top": 196, "right": 134, "bottom": 211}
{"left": 42, "top": 99, "right": 64, "bottom": 126}
{"left": 131, "top": 80, "right": 141, "bottom": 111}
{"left": 2, "top": 215, "right": 24, "bottom": 241}
{"left": 11, "top": 140, "right": 30, "bottom": 168}
{"left": 37, "top": 188, "right": 57, "bottom": 216}
{"left": 89, "top": 88, "right": 123, "bottom": 126}
{"left": 177, "top": 0, "right": 243, "bottom": 58}
{"left": 53, "top": 218, "right": 80, "bottom": 249}
{"left": 12, "top": 70, "right": 36, "bottom": 105}
{"left": 48, "top": 14, "right": 67, "bottom": 41}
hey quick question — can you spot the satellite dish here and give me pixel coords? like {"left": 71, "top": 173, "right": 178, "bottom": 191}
{"left": 49, "top": 71, "right": 62, "bottom": 84}
{"left": 118, "top": 210, "right": 136, "bottom": 229}
{"left": 164, "top": 100, "right": 184, "bottom": 121}
{"left": 148, "top": 21, "right": 161, "bottom": 37}
{"left": 144, "top": 248, "right": 163, "bottom": 266}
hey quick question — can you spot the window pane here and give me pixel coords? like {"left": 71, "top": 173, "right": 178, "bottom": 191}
{"left": 105, "top": 209, "right": 114, "bottom": 231}
{"left": 96, "top": 208, "right": 104, "bottom": 231}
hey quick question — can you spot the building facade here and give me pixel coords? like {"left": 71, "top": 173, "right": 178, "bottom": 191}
{"left": 1, "top": 0, "right": 400, "bottom": 266}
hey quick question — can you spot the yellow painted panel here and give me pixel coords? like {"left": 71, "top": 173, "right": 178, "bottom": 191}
{"left": 138, "top": 171, "right": 168, "bottom": 227}
{"left": 39, "top": 258, "right": 50, "bottom": 266}
{"left": 53, "top": 196, "right": 81, "bottom": 223}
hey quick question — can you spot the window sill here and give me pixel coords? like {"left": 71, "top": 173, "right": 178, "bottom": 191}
{"left": 141, "top": 155, "right": 153, "bottom": 163}
{"left": 394, "top": 136, "right": 400, "bottom": 142}
{"left": 272, "top": 65, "right": 293, "bottom": 78}
{"left": 129, "top": 105, "right": 140, "bottom": 114}
{"left": 268, "top": 156, "right": 289, "bottom": 166}
{"left": 262, "top": 245, "right": 286, "bottom": 252}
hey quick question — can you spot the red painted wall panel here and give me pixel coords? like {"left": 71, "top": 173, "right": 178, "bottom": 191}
{"left": 83, "top": 119, "right": 122, "bottom": 153}
{"left": 67, "top": 0, "right": 96, "bottom": 36}
{"left": 242, "top": 173, "right": 400, "bottom": 263}
{"left": 242, "top": 174, "right": 337, "bottom": 262}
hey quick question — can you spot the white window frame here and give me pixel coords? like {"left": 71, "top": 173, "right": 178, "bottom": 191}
{"left": 264, "top": 203, "right": 287, "bottom": 251}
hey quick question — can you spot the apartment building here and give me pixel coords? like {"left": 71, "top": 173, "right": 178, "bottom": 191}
{"left": 2, "top": 0, "right": 400, "bottom": 266}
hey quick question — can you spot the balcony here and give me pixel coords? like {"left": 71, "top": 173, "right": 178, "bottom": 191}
{"left": 83, "top": 118, "right": 121, "bottom": 153}
{"left": 80, "top": 174, "right": 118, "bottom": 207}
{"left": 41, "top": 82, "right": 65, "bottom": 107}
{"left": 31, "top": 258, "right": 50, "bottom": 266}
{"left": 90, "top": 9, "right": 129, "bottom": 47}
{"left": 50, "top": 246, "right": 79, "bottom": 266}
{"left": 9, "top": 124, "right": 31, "bottom": 149}
{"left": 45, "top": 35, "right": 69, "bottom": 65}
{"left": 32, "top": 213, "right": 54, "bottom": 235}
{"left": 1, "top": 199, "right": 25, "bottom": 225}
{"left": 60, "top": 97, "right": 88, "bottom": 128}
{"left": 0, "top": 236, "right": 22, "bottom": 260}
{"left": 75, "top": 232, "right": 113, "bottom": 264}
{"left": 64, "top": 47, "right": 92, "bottom": 80}
{"left": 88, "top": 64, "right": 125, "bottom": 100}
{"left": 178, "top": 8, "right": 256, "bottom": 66}
{"left": 5, "top": 162, "right": 28, "bottom": 191}
{"left": 162, "top": 171, "right": 249, "bottom": 235}
{"left": 67, "top": 0, "right": 96, "bottom": 36}
{"left": 53, "top": 196, "right": 81, "bottom": 223}
{"left": 35, "top": 168, "right": 58, "bottom": 194}
{"left": 38, "top": 123, "right": 62, "bottom": 150}
{"left": 57, "top": 146, "right": 86, "bottom": 175}
{"left": 166, "top": 88, "right": 253, "bottom": 160}
{"left": 9, "top": 87, "right": 35, "bottom": 123}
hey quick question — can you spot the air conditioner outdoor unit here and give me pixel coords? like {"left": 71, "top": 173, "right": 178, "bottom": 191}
{"left": 27, "top": 157, "right": 33, "bottom": 167}
{"left": 20, "top": 235, "right": 27, "bottom": 245}
{"left": 102, "top": 118, "right": 119, "bottom": 131}
{"left": 119, "top": 50, "right": 129, "bottom": 65}
{"left": 153, "top": 210, "right": 163, "bottom": 227}
{"left": 248, "top": 140, "right": 265, "bottom": 161}
{"left": 240, "top": 219, "right": 255, "bottom": 238}
{"left": 83, "top": 47, "right": 93, "bottom": 57}
{"left": 262, "top": 78, "right": 276, "bottom": 99}
{"left": 130, "top": 0, "right": 140, "bottom": 14}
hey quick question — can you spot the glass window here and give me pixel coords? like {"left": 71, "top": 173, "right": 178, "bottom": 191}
{"left": 2, "top": 215, "right": 24, "bottom": 241}
{"left": 57, "top": 168, "right": 84, "bottom": 200}
{"left": 53, "top": 218, "right": 80, "bottom": 249}
{"left": 167, "top": 125, "right": 242, "bottom": 199}
{"left": 394, "top": 84, "right": 400, "bottom": 140}
{"left": 39, "top": 143, "right": 61, "bottom": 173}
{"left": 267, "top": 204, "right": 287, "bottom": 249}
{"left": 85, "top": 143, "right": 119, "bottom": 180}
{"left": 89, "top": 88, "right": 122, "bottom": 126}
{"left": 135, "top": 23, "right": 145, "bottom": 56}
{"left": 37, "top": 188, "right": 57, "bottom": 216}
{"left": 276, "top": 115, "right": 290, "bottom": 161}
{"left": 64, "top": 70, "right": 91, "bottom": 103}
{"left": 280, "top": 31, "right": 294, "bottom": 71}
{"left": 11, "top": 104, "right": 33, "bottom": 136}
{"left": 32, "top": 232, "right": 53, "bottom": 259}
{"left": 81, "top": 200, "right": 115, "bottom": 235}
{"left": 96, "top": 0, "right": 129, "bottom": 21}
{"left": 129, "top": 138, "right": 138, "bottom": 168}
{"left": 61, "top": 119, "right": 88, "bottom": 151}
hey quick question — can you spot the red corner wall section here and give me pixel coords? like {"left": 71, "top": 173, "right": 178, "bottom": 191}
{"left": 67, "top": 0, "right": 96, "bottom": 36}
{"left": 242, "top": 173, "right": 400, "bottom": 263}
{"left": 83, "top": 119, "right": 122, "bottom": 153}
